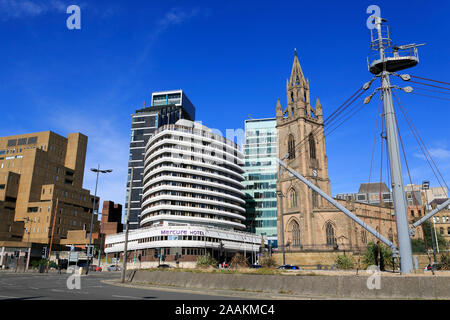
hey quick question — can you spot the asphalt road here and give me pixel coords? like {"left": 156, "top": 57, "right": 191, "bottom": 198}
{"left": 0, "top": 271, "right": 245, "bottom": 300}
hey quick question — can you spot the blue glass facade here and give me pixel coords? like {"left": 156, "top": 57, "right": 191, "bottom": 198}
{"left": 242, "top": 118, "right": 278, "bottom": 245}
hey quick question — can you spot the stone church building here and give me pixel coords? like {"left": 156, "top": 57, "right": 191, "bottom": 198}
{"left": 275, "top": 51, "right": 410, "bottom": 253}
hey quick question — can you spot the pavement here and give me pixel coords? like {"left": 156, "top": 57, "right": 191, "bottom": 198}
{"left": 0, "top": 271, "right": 254, "bottom": 300}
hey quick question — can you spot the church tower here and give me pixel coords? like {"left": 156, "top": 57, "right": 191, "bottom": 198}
{"left": 276, "top": 50, "right": 331, "bottom": 249}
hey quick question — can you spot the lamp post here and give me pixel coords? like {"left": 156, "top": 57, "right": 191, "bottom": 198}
{"left": 422, "top": 181, "right": 437, "bottom": 263}
{"left": 276, "top": 191, "right": 286, "bottom": 266}
{"left": 121, "top": 166, "right": 133, "bottom": 283}
{"left": 23, "top": 217, "right": 32, "bottom": 272}
{"left": 86, "top": 165, "right": 112, "bottom": 275}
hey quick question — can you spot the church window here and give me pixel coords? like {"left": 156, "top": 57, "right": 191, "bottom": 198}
{"left": 290, "top": 92, "right": 294, "bottom": 103}
{"left": 288, "top": 134, "right": 296, "bottom": 159}
{"left": 309, "top": 133, "right": 316, "bottom": 159}
{"left": 291, "top": 220, "right": 301, "bottom": 246}
{"left": 326, "top": 222, "right": 336, "bottom": 245}
{"left": 361, "top": 230, "right": 367, "bottom": 244}
{"left": 312, "top": 190, "right": 318, "bottom": 208}
{"left": 388, "top": 228, "right": 393, "bottom": 242}
{"left": 289, "top": 188, "right": 297, "bottom": 208}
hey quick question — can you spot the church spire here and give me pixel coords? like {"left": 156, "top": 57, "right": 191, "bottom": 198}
{"left": 289, "top": 48, "right": 305, "bottom": 86}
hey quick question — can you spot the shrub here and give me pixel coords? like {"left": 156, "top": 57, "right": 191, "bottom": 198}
{"left": 196, "top": 254, "right": 217, "bottom": 268}
{"left": 362, "top": 241, "right": 394, "bottom": 270}
{"left": 229, "top": 253, "right": 248, "bottom": 269}
{"left": 440, "top": 253, "right": 450, "bottom": 270}
{"left": 259, "top": 254, "right": 276, "bottom": 268}
{"left": 335, "top": 255, "right": 354, "bottom": 269}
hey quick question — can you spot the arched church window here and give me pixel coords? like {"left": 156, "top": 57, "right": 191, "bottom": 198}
{"left": 289, "top": 188, "right": 297, "bottom": 208}
{"left": 312, "top": 190, "right": 318, "bottom": 208}
{"left": 291, "top": 220, "right": 301, "bottom": 246}
{"left": 309, "top": 133, "right": 316, "bottom": 159}
{"left": 326, "top": 222, "right": 336, "bottom": 245}
{"left": 288, "top": 134, "right": 296, "bottom": 159}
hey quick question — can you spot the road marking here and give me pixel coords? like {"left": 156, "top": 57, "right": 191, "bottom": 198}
{"left": 111, "top": 295, "right": 141, "bottom": 299}
{"left": 51, "top": 289, "right": 64, "bottom": 292}
{"left": 0, "top": 295, "right": 18, "bottom": 299}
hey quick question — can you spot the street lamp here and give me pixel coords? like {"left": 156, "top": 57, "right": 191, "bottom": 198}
{"left": 86, "top": 165, "right": 112, "bottom": 275}
{"left": 422, "top": 180, "right": 437, "bottom": 263}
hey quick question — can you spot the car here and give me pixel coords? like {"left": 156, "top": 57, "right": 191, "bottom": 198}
{"left": 90, "top": 264, "right": 98, "bottom": 271}
{"left": 107, "top": 265, "right": 121, "bottom": 271}
{"left": 250, "top": 264, "right": 262, "bottom": 269}
{"left": 95, "top": 266, "right": 102, "bottom": 272}
{"left": 157, "top": 264, "right": 171, "bottom": 268}
{"left": 278, "top": 264, "right": 302, "bottom": 270}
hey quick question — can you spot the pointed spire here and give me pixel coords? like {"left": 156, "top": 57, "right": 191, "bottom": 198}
{"left": 315, "top": 96, "right": 323, "bottom": 119}
{"left": 289, "top": 48, "right": 305, "bottom": 86}
{"left": 276, "top": 98, "right": 283, "bottom": 118}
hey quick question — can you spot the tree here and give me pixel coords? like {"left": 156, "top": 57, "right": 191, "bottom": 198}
{"left": 363, "top": 241, "right": 394, "bottom": 270}
{"left": 421, "top": 221, "right": 447, "bottom": 250}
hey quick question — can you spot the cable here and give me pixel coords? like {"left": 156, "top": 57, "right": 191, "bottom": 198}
{"left": 409, "top": 80, "right": 450, "bottom": 91}
{"left": 410, "top": 92, "right": 450, "bottom": 102}
{"left": 393, "top": 90, "right": 449, "bottom": 194}
{"left": 410, "top": 75, "right": 450, "bottom": 86}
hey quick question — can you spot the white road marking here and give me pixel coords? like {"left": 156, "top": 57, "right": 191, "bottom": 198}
{"left": 111, "top": 295, "right": 141, "bottom": 299}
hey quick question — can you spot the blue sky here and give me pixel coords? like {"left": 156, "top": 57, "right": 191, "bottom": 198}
{"left": 1, "top": 0, "right": 449, "bottom": 216}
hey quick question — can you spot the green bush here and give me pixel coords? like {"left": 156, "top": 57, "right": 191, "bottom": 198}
{"left": 335, "top": 255, "right": 354, "bottom": 269}
{"left": 411, "top": 239, "right": 427, "bottom": 253}
{"left": 440, "top": 253, "right": 450, "bottom": 270}
{"left": 259, "top": 254, "right": 276, "bottom": 268}
{"left": 196, "top": 254, "right": 217, "bottom": 268}
{"left": 362, "top": 241, "right": 394, "bottom": 270}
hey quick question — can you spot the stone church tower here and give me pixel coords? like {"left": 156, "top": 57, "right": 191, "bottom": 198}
{"left": 276, "top": 50, "right": 333, "bottom": 250}
{"left": 275, "top": 50, "right": 399, "bottom": 253}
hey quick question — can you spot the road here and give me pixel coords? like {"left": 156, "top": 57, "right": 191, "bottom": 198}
{"left": 0, "top": 271, "right": 247, "bottom": 300}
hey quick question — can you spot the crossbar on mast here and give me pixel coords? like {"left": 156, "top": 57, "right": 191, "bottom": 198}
{"left": 410, "top": 198, "right": 450, "bottom": 234}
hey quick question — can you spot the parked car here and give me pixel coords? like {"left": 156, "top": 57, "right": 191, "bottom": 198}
{"left": 157, "top": 264, "right": 171, "bottom": 268}
{"left": 278, "top": 264, "right": 302, "bottom": 270}
{"left": 90, "top": 264, "right": 98, "bottom": 271}
{"left": 95, "top": 266, "right": 102, "bottom": 272}
{"left": 250, "top": 264, "right": 262, "bottom": 269}
{"left": 107, "top": 265, "right": 121, "bottom": 271}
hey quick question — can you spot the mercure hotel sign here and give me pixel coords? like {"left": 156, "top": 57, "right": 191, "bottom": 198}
{"left": 160, "top": 229, "right": 205, "bottom": 236}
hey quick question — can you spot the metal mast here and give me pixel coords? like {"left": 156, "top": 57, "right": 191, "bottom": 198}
{"left": 367, "top": 16, "right": 419, "bottom": 273}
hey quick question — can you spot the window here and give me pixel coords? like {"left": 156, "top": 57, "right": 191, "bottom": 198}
{"left": 326, "top": 222, "right": 336, "bottom": 246}
{"left": 7, "top": 139, "right": 17, "bottom": 147}
{"left": 289, "top": 188, "right": 297, "bottom": 208}
{"left": 312, "top": 190, "right": 318, "bottom": 208}
{"left": 410, "top": 210, "right": 414, "bottom": 217}
{"left": 309, "top": 133, "right": 316, "bottom": 159}
{"left": 288, "top": 134, "right": 296, "bottom": 159}
{"left": 290, "top": 220, "right": 301, "bottom": 246}
{"left": 388, "top": 228, "right": 393, "bottom": 242}
{"left": 361, "top": 230, "right": 367, "bottom": 244}
{"left": 27, "top": 136, "right": 38, "bottom": 144}
{"left": 440, "top": 227, "right": 444, "bottom": 235}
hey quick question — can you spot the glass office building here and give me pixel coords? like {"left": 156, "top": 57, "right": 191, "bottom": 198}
{"left": 242, "top": 118, "right": 278, "bottom": 246}
{"left": 126, "top": 90, "right": 195, "bottom": 229}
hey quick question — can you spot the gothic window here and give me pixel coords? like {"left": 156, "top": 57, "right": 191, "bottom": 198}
{"left": 291, "top": 220, "right": 301, "bottom": 246}
{"left": 289, "top": 188, "right": 298, "bottom": 208}
{"left": 288, "top": 134, "right": 296, "bottom": 159}
{"left": 309, "top": 133, "right": 316, "bottom": 159}
{"left": 296, "top": 76, "right": 300, "bottom": 86}
{"left": 290, "top": 92, "right": 294, "bottom": 103}
{"left": 312, "top": 190, "right": 318, "bottom": 208}
{"left": 388, "top": 228, "right": 393, "bottom": 242}
{"left": 326, "top": 222, "right": 336, "bottom": 245}
{"left": 361, "top": 230, "right": 367, "bottom": 244}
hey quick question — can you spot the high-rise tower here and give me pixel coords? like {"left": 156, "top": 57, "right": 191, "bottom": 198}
{"left": 126, "top": 90, "right": 195, "bottom": 229}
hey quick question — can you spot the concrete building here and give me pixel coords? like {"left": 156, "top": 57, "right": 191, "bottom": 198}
{"left": 0, "top": 131, "right": 99, "bottom": 244}
{"left": 100, "top": 200, "right": 123, "bottom": 235}
{"left": 275, "top": 51, "right": 399, "bottom": 252}
{"left": 106, "top": 120, "right": 266, "bottom": 267}
{"left": 126, "top": 90, "right": 196, "bottom": 230}
{"left": 242, "top": 118, "right": 278, "bottom": 246}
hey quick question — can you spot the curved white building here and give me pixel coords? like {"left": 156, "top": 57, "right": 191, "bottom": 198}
{"left": 141, "top": 119, "right": 246, "bottom": 230}
{"left": 105, "top": 120, "right": 267, "bottom": 268}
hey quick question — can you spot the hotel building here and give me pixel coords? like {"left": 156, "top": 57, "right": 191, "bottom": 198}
{"left": 106, "top": 120, "right": 266, "bottom": 267}
{"left": 126, "top": 90, "right": 196, "bottom": 229}
{"left": 242, "top": 118, "right": 278, "bottom": 246}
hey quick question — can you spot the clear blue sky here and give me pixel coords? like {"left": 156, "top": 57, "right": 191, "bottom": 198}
{"left": 1, "top": 0, "right": 449, "bottom": 213}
